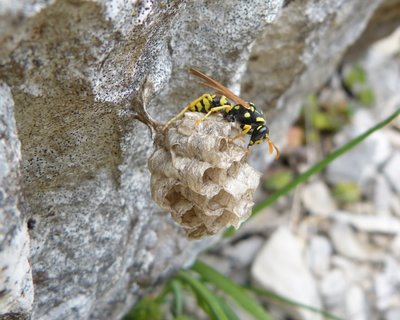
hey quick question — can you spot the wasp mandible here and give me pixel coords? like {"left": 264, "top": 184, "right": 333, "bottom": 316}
{"left": 163, "top": 68, "right": 280, "bottom": 159}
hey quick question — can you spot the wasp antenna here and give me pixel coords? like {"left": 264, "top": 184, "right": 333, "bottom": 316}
{"left": 267, "top": 140, "right": 273, "bottom": 154}
{"left": 273, "top": 143, "right": 280, "bottom": 160}
{"left": 267, "top": 138, "right": 280, "bottom": 160}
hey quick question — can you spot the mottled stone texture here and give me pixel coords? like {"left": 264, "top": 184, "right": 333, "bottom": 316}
{"left": 0, "top": 84, "right": 33, "bottom": 318}
{"left": 0, "top": 0, "right": 398, "bottom": 319}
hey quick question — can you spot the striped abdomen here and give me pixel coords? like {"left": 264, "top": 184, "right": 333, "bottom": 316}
{"left": 188, "top": 94, "right": 230, "bottom": 113}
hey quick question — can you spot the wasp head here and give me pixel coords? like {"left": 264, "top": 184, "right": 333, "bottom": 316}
{"left": 250, "top": 125, "right": 280, "bottom": 160}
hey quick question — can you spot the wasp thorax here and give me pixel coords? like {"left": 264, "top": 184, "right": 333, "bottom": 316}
{"left": 148, "top": 112, "right": 261, "bottom": 239}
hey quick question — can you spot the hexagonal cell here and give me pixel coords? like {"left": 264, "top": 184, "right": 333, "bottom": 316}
{"left": 148, "top": 113, "right": 261, "bottom": 239}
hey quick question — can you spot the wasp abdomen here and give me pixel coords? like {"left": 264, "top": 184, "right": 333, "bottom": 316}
{"left": 188, "top": 94, "right": 229, "bottom": 113}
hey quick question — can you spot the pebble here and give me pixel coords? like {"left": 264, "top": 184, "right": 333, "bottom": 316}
{"left": 345, "top": 285, "right": 369, "bottom": 320}
{"left": 390, "top": 234, "right": 400, "bottom": 257}
{"left": 251, "top": 227, "right": 322, "bottom": 320}
{"left": 301, "top": 181, "right": 336, "bottom": 216}
{"left": 386, "top": 128, "right": 400, "bottom": 149}
{"left": 224, "top": 236, "right": 264, "bottom": 267}
{"left": 374, "top": 257, "right": 400, "bottom": 311}
{"left": 306, "top": 235, "right": 332, "bottom": 277}
{"left": 329, "top": 222, "right": 383, "bottom": 261}
{"left": 320, "top": 269, "right": 347, "bottom": 315}
{"left": 383, "top": 152, "right": 400, "bottom": 193}
{"left": 372, "top": 174, "right": 392, "bottom": 214}
{"left": 386, "top": 308, "right": 400, "bottom": 320}
{"left": 326, "top": 110, "right": 392, "bottom": 185}
{"left": 330, "top": 210, "right": 400, "bottom": 234}
{"left": 390, "top": 194, "right": 400, "bottom": 217}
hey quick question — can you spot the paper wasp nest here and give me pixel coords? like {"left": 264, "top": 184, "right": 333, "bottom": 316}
{"left": 148, "top": 112, "right": 261, "bottom": 239}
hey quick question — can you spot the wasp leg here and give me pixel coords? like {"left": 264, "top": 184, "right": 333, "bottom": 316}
{"left": 245, "top": 145, "right": 252, "bottom": 157}
{"left": 194, "top": 105, "right": 232, "bottom": 125}
{"left": 229, "top": 124, "right": 252, "bottom": 142}
{"left": 163, "top": 105, "right": 191, "bottom": 131}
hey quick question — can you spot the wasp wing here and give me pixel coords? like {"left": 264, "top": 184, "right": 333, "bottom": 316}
{"left": 189, "top": 68, "right": 250, "bottom": 109}
{"left": 195, "top": 81, "right": 226, "bottom": 97}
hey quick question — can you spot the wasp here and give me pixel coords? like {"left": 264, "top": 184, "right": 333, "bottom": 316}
{"left": 163, "top": 68, "right": 280, "bottom": 159}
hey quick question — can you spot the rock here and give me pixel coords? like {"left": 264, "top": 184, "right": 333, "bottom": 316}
{"left": 331, "top": 210, "right": 400, "bottom": 234}
{"left": 0, "top": 84, "right": 33, "bottom": 318}
{"left": 383, "top": 152, "right": 400, "bottom": 193}
{"left": 329, "top": 222, "right": 383, "bottom": 261}
{"left": 345, "top": 285, "right": 370, "bottom": 320}
{"left": 1, "top": 0, "right": 398, "bottom": 318}
{"left": 326, "top": 110, "right": 392, "bottom": 186}
{"left": 302, "top": 181, "right": 337, "bottom": 216}
{"left": 251, "top": 227, "right": 322, "bottom": 320}
{"left": 386, "top": 128, "right": 400, "bottom": 149}
{"left": 372, "top": 174, "right": 393, "bottom": 214}
{"left": 306, "top": 235, "right": 333, "bottom": 277}
{"left": 331, "top": 255, "right": 373, "bottom": 285}
{"left": 363, "top": 28, "right": 400, "bottom": 121}
{"left": 345, "top": 1, "right": 400, "bottom": 62}
{"left": 390, "top": 234, "right": 400, "bottom": 257}
{"left": 390, "top": 194, "right": 400, "bottom": 217}
{"left": 386, "top": 308, "right": 400, "bottom": 320}
{"left": 374, "top": 257, "right": 400, "bottom": 311}
{"left": 224, "top": 236, "right": 265, "bottom": 267}
{"left": 320, "top": 269, "right": 348, "bottom": 316}
{"left": 233, "top": 207, "right": 289, "bottom": 236}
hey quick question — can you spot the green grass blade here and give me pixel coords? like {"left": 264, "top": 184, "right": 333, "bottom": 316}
{"left": 252, "top": 108, "right": 399, "bottom": 215}
{"left": 176, "top": 270, "right": 229, "bottom": 320}
{"left": 218, "top": 297, "right": 241, "bottom": 320}
{"left": 245, "top": 286, "right": 344, "bottom": 320}
{"left": 171, "top": 280, "right": 183, "bottom": 317}
{"left": 192, "top": 261, "right": 272, "bottom": 320}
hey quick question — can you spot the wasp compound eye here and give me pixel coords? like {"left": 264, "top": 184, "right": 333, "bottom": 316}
{"left": 149, "top": 113, "right": 261, "bottom": 239}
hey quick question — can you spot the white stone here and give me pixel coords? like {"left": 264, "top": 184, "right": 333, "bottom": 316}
{"left": 386, "top": 308, "right": 400, "bottom": 320}
{"left": 383, "top": 152, "right": 400, "bottom": 193}
{"left": 390, "top": 194, "right": 400, "bottom": 217}
{"left": 326, "top": 110, "right": 392, "bottom": 185}
{"left": 345, "top": 285, "right": 369, "bottom": 320}
{"left": 390, "top": 235, "right": 400, "bottom": 257}
{"left": 386, "top": 128, "right": 400, "bottom": 149}
{"left": 365, "top": 28, "right": 400, "bottom": 122}
{"left": 374, "top": 257, "right": 400, "bottom": 311}
{"left": 331, "top": 210, "right": 400, "bottom": 234}
{"left": 302, "top": 181, "right": 336, "bottom": 216}
{"left": 224, "top": 236, "right": 264, "bottom": 267}
{"left": 372, "top": 174, "right": 392, "bottom": 214}
{"left": 320, "top": 269, "right": 348, "bottom": 315}
{"left": 251, "top": 227, "right": 322, "bottom": 320}
{"left": 329, "top": 222, "right": 383, "bottom": 261}
{"left": 306, "top": 235, "right": 332, "bottom": 277}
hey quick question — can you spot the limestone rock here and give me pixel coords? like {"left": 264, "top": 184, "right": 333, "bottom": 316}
{"left": 0, "top": 84, "right": 33, "bottom": 318}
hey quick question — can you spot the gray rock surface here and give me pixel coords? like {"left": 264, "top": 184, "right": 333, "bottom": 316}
{"left": 0, "top": 84, "right": 33, "bottom": 318}
{"left": 1, "top": 0, "right": 399, "bottom": 319}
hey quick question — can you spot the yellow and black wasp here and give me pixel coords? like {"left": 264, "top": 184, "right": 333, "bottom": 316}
{"left": 163, "top": 68, "right": 280, "bottom": 159}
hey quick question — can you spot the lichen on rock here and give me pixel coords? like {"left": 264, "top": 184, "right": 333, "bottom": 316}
{"left": 148, "top": 112, "right": 261, "bottom": 239}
